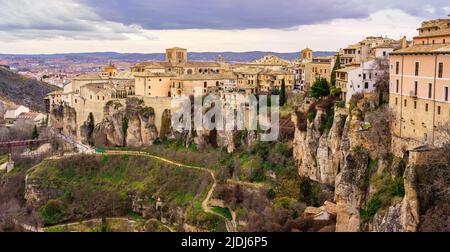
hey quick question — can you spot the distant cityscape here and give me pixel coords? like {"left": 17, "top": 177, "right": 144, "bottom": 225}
{"left": 0, "top": 51, "right": 335, "bottom": 88}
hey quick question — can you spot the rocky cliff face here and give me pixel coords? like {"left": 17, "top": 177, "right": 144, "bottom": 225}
{"left": 334, "top": 149, "right": 370, "bottom": 232}
{"left": 292, "top": 95, "right": 420, "bottom": 232}
{"left": 93, "top": 98, "right": 159, "bottom": 148}
{"left": 49, "top": 105, "right": 77, "bottom": 139}
{"left": 293, "top": 107, "right": 348, "bottom": 186}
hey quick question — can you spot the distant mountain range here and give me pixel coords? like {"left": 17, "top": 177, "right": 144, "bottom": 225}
{"left": 0, "top": 51, "right": 336, "bottom": 62}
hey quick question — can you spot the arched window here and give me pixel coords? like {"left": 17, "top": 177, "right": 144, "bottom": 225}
{"left": 187, "top": 69, "right": 193, "bottom": 75}
{"left": 204, "top": 82, "right": 207, "bottom": 88}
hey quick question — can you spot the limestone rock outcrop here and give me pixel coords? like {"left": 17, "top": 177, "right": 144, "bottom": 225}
{"left": 334, "top": 150, "right": 370, "bottom": 232}
{"left": 293, "top": 107, "right": 348, "bottom": 186}
{"left": 292, "top": 95, "right": 419, "bottom": 232}
{"left": 49, "top": 105, "right": 77, "bottom": 139}
{"left": 93, "top": 98, "right": 158, "bottom": 148}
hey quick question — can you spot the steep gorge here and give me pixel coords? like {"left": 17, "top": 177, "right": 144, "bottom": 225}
{"left": 292, "top": 95, "right": 422, "bottom": 232}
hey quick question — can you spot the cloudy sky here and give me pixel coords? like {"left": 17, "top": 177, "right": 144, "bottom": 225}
{"left": 0, "top": 0, "right": 449, "bottom": 54}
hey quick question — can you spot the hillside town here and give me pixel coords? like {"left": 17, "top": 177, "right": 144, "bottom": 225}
{"left": 0, "top": 12, "right": 450, "bottom": 236}
{"left": 44, "top": 17, "right": 450, "bottom": 152}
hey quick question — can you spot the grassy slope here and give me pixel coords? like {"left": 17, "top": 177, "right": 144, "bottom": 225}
{"left": 0, "top": 67, "right": 60, "bottom": 112}
{"left": 29, "top": 155, "right": 225, "bottom": 231}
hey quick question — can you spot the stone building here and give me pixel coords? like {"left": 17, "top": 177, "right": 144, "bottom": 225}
{"left": 336, "top": 37, "right": 402, "bottom": 105}
{"left": 389, "top": 17, "right": 450, "bottom": 148}
{"left": 45, "top": 47, "right": 298, "bottom": 143}
{"left": 295, "top": 48, "right": 335, "bottom": 91}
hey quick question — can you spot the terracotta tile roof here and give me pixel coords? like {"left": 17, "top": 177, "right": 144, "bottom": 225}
{"left": 186, "top": 61, "right": 221, "bottom": 67}
{"left": 391, "top": 44, "right": 450, "bottom": 54}
{"left": 134, "top": 72, "right": 177, "bottom": 78}
{"left": 336, "top": 64, "right": 361, "bottom": 73}
{"left": 17, "top": 112, "right": 42, "bottom": 120}
{"left": 414, "top": 29, "right": 450, "bottom": 39}
{"left": 173, "top": 73, "right": 237, "bottom": 81}
{"left": 136, "top": 61, "right": 221, "bottom": 69}
{"left": 73, "top": 72, "right": 105, "bottom": 80}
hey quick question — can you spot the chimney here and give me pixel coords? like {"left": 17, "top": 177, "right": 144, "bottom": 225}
{"left": 401, "top": 36, "right": 408, "bottom": 49}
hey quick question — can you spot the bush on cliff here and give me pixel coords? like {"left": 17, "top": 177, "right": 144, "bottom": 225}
{"left": 309, "top": 78, "right": 330, "bottom": 99}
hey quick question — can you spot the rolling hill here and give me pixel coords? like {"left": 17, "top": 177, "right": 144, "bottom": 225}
{"left": 0, "top": 66, "right": 61, "bottom": 112}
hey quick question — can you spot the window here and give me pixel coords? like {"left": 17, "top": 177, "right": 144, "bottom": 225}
{"left": 75, "top": 99, "right": 77, "bottom": 104}
{"left": 395, "top": 98, "right": 398, "bottom": 105}
{"left": 414, "top": 81, "right": 418, "bottom": 96}
{"left": 395, "top": 62, "right": 400, "bottom": 74}
{"left": 415, "top": 62, "right": 420, "bottom": 76}
{"left": 425, "top": 103, "right": 429, "bottom": 112}
{"left": 365, "top": 82, "right": 369, "bottom": 89}
{"left": 396, "top": 80, "right": 399, "bottom": 93}
{"left": 445, "top": 87, "right": 449, "bottom": 101}
{"left": 204, "top": 82, "right": 207, "bottom": 88}
{"left": 438, "top": 63, "right": 444, "bottom": 78}
{"left": 404, "top": 99, "right": 407, "bottom": 107}
{"left": 363, "top": 73, "right": 366, "bottom": 79}
{"left": 438, "top": 106, "right": 441, "bottom": 115}
{"left": 414, "top": 101, "right": 417, "bottom": 109}
{"left": 428, "top": 83, "right": 432, "bottom": 98}
{"left": 383, "top": 51, "right": 386, "bottom": 57}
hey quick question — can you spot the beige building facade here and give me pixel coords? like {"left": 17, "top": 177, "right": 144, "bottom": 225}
{"left": 390, "top": 18, "right": 450, "bottom": 147}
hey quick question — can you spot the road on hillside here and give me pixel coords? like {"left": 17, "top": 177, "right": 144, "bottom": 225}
{"left": 45, "top": 149, "right": 237, "bottom": 232}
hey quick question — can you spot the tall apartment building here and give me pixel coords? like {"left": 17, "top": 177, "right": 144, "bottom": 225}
{"left": 390, "top": 18, "right": 450, "bottom": 147}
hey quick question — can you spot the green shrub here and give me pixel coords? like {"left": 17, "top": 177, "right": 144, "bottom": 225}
{"left": 335, "top": 100, "right": 346, "bottom": 108}
{"left": 360, "top": 194, "right": 382, "bottom": 222}
{"left": 330, "top": 86, "right": 342, "bottom": 97}
{"left": 267, "top": 189, "right": 276, "bottom": 200}
{"left": 211, "top": 207, "right": 232, "bottom": 221}
{"left": 307, "top": 112, "right": 316, "bottom": 122}
{"left": 319, "top": 107, "right": 334, "bottom": 134}
{"left": 389, "top": 176, "right": 405, "bottom": 197}
{"left": 39, "top": 200, "right": 66, "bottom": 225}
{"left": 252, "top": 141, "right": 270, "bottom": 160}
{"left": 309, "top": 78, "right": 330, "bottom": 99}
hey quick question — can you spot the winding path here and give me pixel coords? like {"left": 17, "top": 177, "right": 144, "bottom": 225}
{"left": 46, "top": 150, "right": 237, "bottom": 232}
{"left": 103, "top": 150, "right": 237, "bottom": 232}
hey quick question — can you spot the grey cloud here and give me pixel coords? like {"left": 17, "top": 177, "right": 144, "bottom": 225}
{"left": 0, "top": 0, "right": 156, "bottom": 40}
{"left": 79, "top": 0, "right": 450, "bottom": 30}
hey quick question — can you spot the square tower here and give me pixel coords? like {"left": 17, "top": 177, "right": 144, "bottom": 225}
{"left": 166, "top": 47, "right": 188, "bottom": 65}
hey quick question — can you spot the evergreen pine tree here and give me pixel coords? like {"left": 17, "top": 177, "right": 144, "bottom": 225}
{"left": 331, "top": 54, "right": 341, "bottom": 86}
{"left": 280, "top": 79, "right": 287, "bottom": 106}
{"left": 31, "top": 125, "right": 39, "bottom": 139}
